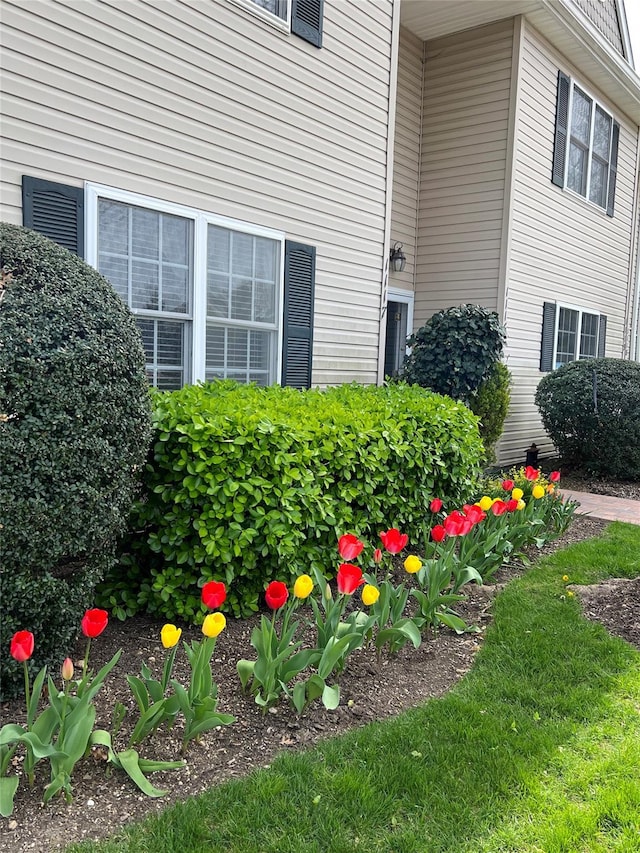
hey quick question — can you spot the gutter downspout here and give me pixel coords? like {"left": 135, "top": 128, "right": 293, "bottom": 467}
{"left": 377, "top": 0, "right": 402, "bottom": 385}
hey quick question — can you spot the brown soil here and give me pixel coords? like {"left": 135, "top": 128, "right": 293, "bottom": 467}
{"left": 1, "top": 515, "right": 637, "bottom": 853}
{"left": 558, "top": 473, "right": 640, "bottom": 501}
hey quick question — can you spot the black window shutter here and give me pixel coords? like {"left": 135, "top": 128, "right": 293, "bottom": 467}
{"left": 606, "top": 122, "right": 620, "bottom": 217}
{"left": 552, "top": 71, "right": 571, "bottom": 188}
{"left": 22, "top": 176, "right": 85, "bottom": 257}
{"left": 291, "top": 0, "right": 323, "bottom": 48}
{"left": 540, "top": 301, "right": 557, "bottom": 371}
{"left": 282, "top": 241, "right": 315, "bottom": 389}
{"left": 597, "top": 315, "right": 607, "bottom": 357}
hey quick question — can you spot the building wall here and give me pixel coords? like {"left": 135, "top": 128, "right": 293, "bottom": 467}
{"left": 572, "top": 0, "right": 624, "bottom": 55}
{"left": 499, "top": 20, "right": 640, "bottom": 462}
{"left": 0, "top": 0, "right": 395, "bottom": 386}
{"left": 389, "top": 25, "right": 423, "bottom": 294}
{"left": 414, "top": 19, "right": 514, "bottom": 328}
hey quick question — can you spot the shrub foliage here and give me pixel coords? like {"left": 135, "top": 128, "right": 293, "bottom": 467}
{"left": 0, "top": 222, "right": 152, "bottom": 699}
{"left": 99, "top": 381, "right": 484, "bottom": 620}
{"left": 402, "top": 304, "right": 506, "bottom": 402}
{"left": 469, "top": 361, "right": 511, "bottom": 463}
{"left": 535, "top": 358, "right": 640, "bottom": 478}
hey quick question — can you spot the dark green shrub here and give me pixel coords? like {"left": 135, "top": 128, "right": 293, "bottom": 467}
{"left": 99, "top": 381, "right": 483, "bottom": 620}
{"left": 0, "top": 222, "right": 152, "bottom": 699}
{"left": 469, "top": 361, "right": 511, "bottom": 463}
{"left": 535, "top": 358, "right": 640, "bottom": 478}
{"left": 403, "top": 304, "right": 506, "bottom": 402}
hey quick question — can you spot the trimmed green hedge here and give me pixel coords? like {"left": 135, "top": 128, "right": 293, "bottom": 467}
{"left": 100, "top": 381, "right": 483, "bottom": 619}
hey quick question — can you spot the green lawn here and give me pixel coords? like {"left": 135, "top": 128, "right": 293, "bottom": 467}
{"left": 69, "top": 522, "right": 640, "bottom": 853}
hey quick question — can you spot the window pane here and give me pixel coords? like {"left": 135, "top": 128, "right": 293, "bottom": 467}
{"left": 99, "top": 200, "right": 129, "bottom": 254}
{"left": 162, "top": 265, "right": 189, "bottom": 313}
{"left": 249, "top": 0, "right": 287, "bottom": 20}
{"left": 156, "top": 371, "right": 184, "bottom": 391}
{"left": 206, "top": 323, "right": 275, "bottom": 384}
{"left": 228, "top": 328, "right": 248, "bottom": 369}
{"left": 131, "top": 260, "right": 159, "bottom": 311}
{"left": 571, "top": 88, "right": 592, "bottom": 145}
{"left": 579, "top": 313, "right": 599, "bottom": 358}
{"left": 556, "top": 307, "right": 578, "bottom": 367}
{"left": 593, "top": 107, "right": 612, "bottom": 161}
{"left": 157, "top": 320, "right": 184, "bottom": 365}
{"left": 162, "top": 214, "right": 190, "bottom": 265}
{"left": 136, "top": 318, "right": 186, "bottom": 387}
{"left": 208, "top": 226, "right": 230, "bottom": 273}
{"left": 208, "top": 272, "right": 229, "bottom": 318}
{"left": 231, "top": 277, "right": 253, "bottom": 321}
{"left": 98, "top": 254, "right": 128, "bottom": 301}
{"left": 567, "top": 142, "right": 587, "bottom": 196}
{"left": 589, "top": 158, "right": 608, "bottom": 208}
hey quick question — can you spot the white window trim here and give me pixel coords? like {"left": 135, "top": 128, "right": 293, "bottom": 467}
{"left": 228, "top": 0, "right": 291, "bottom": 33}
{"left": 386, "top": 287, "right": 415, "bottom": 362}
{"left": 85, "top": 182, "right": 285, "bottom": 386}
{"left": 552, "top": 302, "right": 601, "bottom": 369}
{"left": 564, "top": 80, "right": 615, "bottom": 213}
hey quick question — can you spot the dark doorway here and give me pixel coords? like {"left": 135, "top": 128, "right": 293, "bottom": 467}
{"left": 384, "top": 300, "right": 409, "bottom": 377}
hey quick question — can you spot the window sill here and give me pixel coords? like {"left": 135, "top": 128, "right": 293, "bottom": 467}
{"left": 228, "top": 0, "right": 290, "bottom": 35}
{"left": 563, "top": 186, "right": 610, "bottom": 217}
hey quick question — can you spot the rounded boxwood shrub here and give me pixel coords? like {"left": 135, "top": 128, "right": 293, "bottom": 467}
{"left": 98, "top": 380, "right": 483, "bottom": 621}
{"left": 535, "top": 358, "right": 640, "bottom": 479}
{"left": 469, "top": 361, "right": 511, "bottom": 464}
{"left": 402, "top": 304, "right": 506, "bottom": 403}
{"left": 0, "top": 222, "right": 152, "bottom": 699}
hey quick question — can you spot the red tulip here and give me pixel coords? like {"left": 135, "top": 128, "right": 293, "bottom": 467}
{"left": 338, "top": 534, "right": 364, "bottom": 561}
{"left": 10, "top": 630, "right": 34, "bottom": 662}
{"left": 524, "top": 466, "right": 540, "bottom": 481}
{"left": 202, "top": 580, "right": 227, "bottom": 610}
{"left": 491, "top": 499, "right": 508, "bottom": 516}
{"left": 550, "top": 471, "right": 561, "bottom": 483}
{"left": 265, "top": 581, "right": 289, "bottom": 610}
{"left": 81, "top": 609, "right": 108, "bottom": 639}
{"left": 443, "top": 511, "right": 472, "bottom": 537}
{"left": 379, "top": 528, "right": 409, "bottom": 554}
{"left": 373, "top": 548, "right": 383, "bottom": 564}
{"left": 462, "top": 504, "right": 485, "bottom": 525}
{"left": 431, "top": 524, "right": 446, "bottom": 543}
{"left": 501, "top": 479, "right": 514, "bottom": 492}
{"left": 336, "top": 563, "right": 365, "bottom": 595}
{"left": 506, "top": 498, "right": 519, "bottom": 512}
{"left": 429, "top": 498, "right": 443, "bottom": 513}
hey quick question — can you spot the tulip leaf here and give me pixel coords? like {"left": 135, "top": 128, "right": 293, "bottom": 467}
{"left": 436, "top": 612, "right": 468, "bottom": 634}
{"left": 126, "top": 675, "right": 151, "bottom": 714}
{"left": 237, "top": 659, "right": 255, "bottom": 691}
{"left": 321, "top": 684, "right": 340, "bottom": 710}
{"left": 0, "top": 775, "right": 19, "bottom": 817}
{"left": 0, "top": 724, "right": 25, "bottom": 745}
{"left": 111, "top": 748, "right": 168, "bottom": 798}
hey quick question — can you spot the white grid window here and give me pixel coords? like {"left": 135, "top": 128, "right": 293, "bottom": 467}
{"left": 87, "top": 185, "right": 284, "bottom": 390}
{"left": 249, "top": 0, "right": 288, "bottom": 20}
{"left": 566, "top": 84, "right": 614, "bottom": 210}
{"left": 554, "top": 306, "right": 600, "bottom": 368}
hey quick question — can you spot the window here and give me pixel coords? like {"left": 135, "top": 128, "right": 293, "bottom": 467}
{"left": 87, "top": 185, "right": 283, "bottom": 390}
{"left": 552, "top": 72, "right": 619, "bottom": 216}
{"left": 22, "top": 176, "right": 316, "bottom": 392}
{"left": 247, "top": 0, "right": 288, "bottom": 21}
{"left": 540, "top": 301, "right": 607, "bottom": 371}
{"left": 233, "top": 0, "right": 324, "bottom": 48}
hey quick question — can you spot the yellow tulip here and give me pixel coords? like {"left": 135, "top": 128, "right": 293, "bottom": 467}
{"left": 516, "top": 499, "right": 526, "bottom": 510}
{"left": 479, "top": 495, "right": 493, "bottom": 511}
{"left": 202, "top": 612, "right": 226, "bottom": 638}
{"left": 532, "top": 484, "right": 545, "bottom": 499}
{"left": 562, "top": 575, "right": 569, "bottom": 582}
{"left": 293, "top": 574, "right": 314, "bottom": 599}
{"left": 161, "top": 623, "right": 182, "bottom": 649}
{"left": 404, "top": 555, "right": 423, "bottom": 574}
{"left": 511, "top": 487, "right": 524, "bottom": 501}
{"left": 361, "top": 584, "right": 380, "bottom": 606}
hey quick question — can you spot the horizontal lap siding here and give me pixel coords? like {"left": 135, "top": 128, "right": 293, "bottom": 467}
{"left": 498, "top": 21, "right": 639, "bottom": 463}
{"left": 415, "top": 20, "right": 513, "bottom": 326}
{"left": 0, "top": 0, "right": 395, "bottom": 385}
{"left": 389, "top": 26, "right": 423, "bottom": 293}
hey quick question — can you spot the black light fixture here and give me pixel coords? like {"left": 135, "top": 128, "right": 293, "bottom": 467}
{"left": 389, "top": 241, "right": 406, "bottom": 273}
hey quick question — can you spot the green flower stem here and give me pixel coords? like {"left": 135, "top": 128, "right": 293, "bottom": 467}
{"left": 161, "top": 645, "right": 179, "bottom": 694}
{"left": 22, "top": 660, "right": 31, "bottom": 724}
{"left": 82, "top": 638, "right": 92, "bottom": 684}
{"left": 22, "top": 660, "right": 35, "bottom": 787}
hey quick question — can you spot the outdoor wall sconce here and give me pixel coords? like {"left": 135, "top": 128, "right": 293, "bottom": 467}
{"left": 389, "top": 241, "right": 406, "bottom": 273}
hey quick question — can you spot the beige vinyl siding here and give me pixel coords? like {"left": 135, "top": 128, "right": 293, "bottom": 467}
{"left": 414, "top": 20, "right": 513, "bottom": 327}
{"left": 0, "top": 0, "right": 395, "bottom": 386}
{"left": 498, "top": 20, "right": 639, "bottom": 462}
{"left": 389, "top": 26, "right": 423, "bottom": 293}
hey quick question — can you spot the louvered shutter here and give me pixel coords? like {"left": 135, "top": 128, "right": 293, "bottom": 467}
{"left": 291, "top": 0, "right": 323, "bottom": 48}
{"left": 22, "top": 176, "right": 84, "bottom": 257}
{"left": 540, "top": 301, "right": 557, "bottom": 371}
{"left": 606, "top": 122, "right": 620, "bottom": 217}
{"left": 597, "top": 315, "right": 607, "bottom": 357}
{"left": 551, "top": 71, "right": 571, "bottom": 188}
{"left": 282, "top": 241, "right": 315, "bottom": 389}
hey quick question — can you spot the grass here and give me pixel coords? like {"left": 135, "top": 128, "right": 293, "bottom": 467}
{"left": 69, "top": 522, "right": 640, "bottom": 853}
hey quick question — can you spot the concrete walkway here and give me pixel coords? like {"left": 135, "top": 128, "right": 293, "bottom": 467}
{"left": 559, "top": 490, "right": 640, "bottom": 525}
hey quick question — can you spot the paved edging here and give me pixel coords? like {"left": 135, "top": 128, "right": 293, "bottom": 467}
{"left": 559, "top": 490, "right": 640, "bottom": 525}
